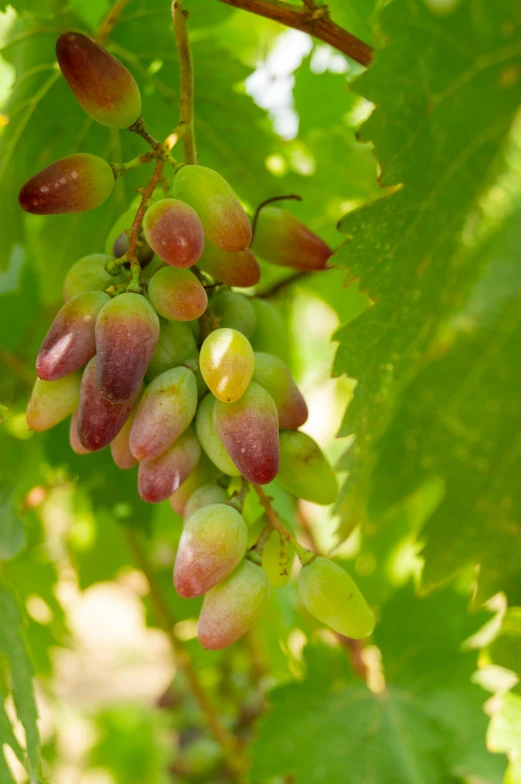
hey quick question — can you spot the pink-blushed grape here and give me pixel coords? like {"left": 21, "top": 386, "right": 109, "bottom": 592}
{"left": 252, "top": 207, "right": 331, "bottom": 270}
{"left": 143, "top": 199, "right": 204, "bottom": 268}
{"left": 138, "top": 426, "right": 201, "bottom": 503}
{"left": 252, "top": 352, "right": 307, "bottom": 430}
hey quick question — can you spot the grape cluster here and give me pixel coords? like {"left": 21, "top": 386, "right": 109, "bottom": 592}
{"left": 21, "top": 32, "right": 374, "bottom": 649}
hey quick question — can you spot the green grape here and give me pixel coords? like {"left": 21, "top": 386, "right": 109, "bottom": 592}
{"left": 298, "top": 557, "right": 375, "bottom": 639}
{"left": 184, "top": 483, "right": 229, "bottom": 520}
{"left": 69, "top": 410, "right": 90, "bottom": 455}
{"left": 129, "top": 366, "right": 198, "bottom": 461}
{"left": 198, "top": 560, "right": 270, "bottom": 650}
{"left": 210, "top": 290, "right": 256, "bottom": 338}
{"left": 178, "top": 738, "right": 221, "bottom": 777}
{"left": 199, "top": 328, "right": 254, "bottom": 403}
{"left": 198, "top": 244, "right": 260, "bottom": 287}
{"left": 277, "top": 430, "right": 338, "bottom": 505}
{"left": 19, "top": 154, "right": 114, "bottom": 215}
{"left": 56, "top": 32, "right": 141, "bottom": 128}
{"left": 146, "top": 319, "right": 198, "bottom": 381}
{"left": 169, "top": 453, "right": 222, "bottom": 516}
{"left": 148, "top": 266, "right": 208, "bottom": 321}
{"left": 252, "top": 207, "right": 332, "bottom": 270}
{"left": 110, "top": 407, "right": 138, "bottom": 469}
{"left": 62, "top": 254, "right": 126, "bottom": 301}
{"left": 250, "top": 298, "right": 289, "bottom": 362}
{"left": 252, "top": 352, "right": 307, "bottom": 430}
{"left": 172, "top": 165, "right": 251, "bottom": 252}
{"left": 174, "top": 503, "right": 248, "bottom": 597}
{"left": 262, "top": 530, "right": 294, "bottom": 588}
{"left": 138, "top": 426, "right": 201, "bottom": 503}
{"left": 247, "top": 517, "right": 266, "bottom": 548}
{"left": 26, "top": 374, "right": 81, "bottom": 432}
{"left": 143, "top": 198, "right": 204, "bottom": 268}
{"left": 195, "top": 393, "right": 240, "bottom": 477}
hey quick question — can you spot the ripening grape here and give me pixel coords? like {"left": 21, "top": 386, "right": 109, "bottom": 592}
{"left": 298, "top": 557, "right": 375, "bottom": 639}
{"left": 184, "top": 483, "right": 229, "bottom": 520}
{"left": 19, "top": 154, "right": 114, "bottom": 215}
{"left": 250, "top": 298, "right": 289, "bottom": 362}
{"left": 138, "top": 426, "right": 201, "bottom": 503}
{"left": 210, "top": 291, "right": 256, "bottom": 338}
{"left": 195, "top": 394, "right": 240, "bottom": 477}
{"left": 148, "top": 267, "right": 208, "bottom": 321}
{"left": 96, "top": 293, "right": 159, "bottom": 402}
{"left": 169, "top": 453, "right": 222, "bottom": 516}
{"left": 278, "top": 431, "right": 338, "bottom": 505}
{"left": 199, "top": 328, "right": 254, "bottom": 403}
{"left": 214, "top": 382, "right": 279, "bottom": 484}
{"left": 36, "top": 291, "right": 109, "bottom": 381}
{"left": 77, "top": 357, "right": 140, "bottom": 451}
{"left": 198, "top": 560, "right": 270, "bottom": 650}
{"left": 172, "top": 165, "right": 251, "bottom": 252}
{"left": 26, "top": 374, "right": 81, "bottom": 432}
{"left": 56, "top": 32, "right": 141, "bottom": 128}
{"left": 62, "top": 254, "right": 126, "bottom": 301}
{"left": 110, "top": 407, "right": 138, "bottom": 469}
{"left": 198, "top": 244, "right": 260, "bottom": 288}
{"left": 69, "top": 410, "right": 90, "bottom": 455}
{"left": 143, "top": 199, "right": 204, "bottom": 268}
{"left": 252, "top": 207, "right": 332, "bottom": 270}
{"left": 146, "top": 319, "right": 199, "bottom": 381}
{"left": 252, "top": 352, "right": 307, "bottom": 430}
{"left": 262, "top": 529, "right": 294, "bottom": 588}
{"left": 174, "top": 503, "right": 248, "bottom": 597}
{"left": 129, "top": 367, "right": 198, "bottom": 461}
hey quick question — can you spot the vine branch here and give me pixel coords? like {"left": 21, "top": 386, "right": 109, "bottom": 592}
{"left": 214, "top": 0, "right": 374, "bottom": 66}
{"left": 172, "top": 0, "right": 197, "bottom": 164}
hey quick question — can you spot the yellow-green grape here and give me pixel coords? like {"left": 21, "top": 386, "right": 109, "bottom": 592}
{"left": 138, "top": 426, "right": 201, "bottom": 503}
{"left": 169, "top": 453, "right": 222, "bottom": 516}
{"left": 56, "top": 32, "right": 141, "bottom": 129}
{"left": 172, "top": 165, "right": 251, "bottom": 252}
{"left": 252, "top": 207, "right": 332, "bottom": 270}
{"left": 199, "top": 328, "right": 254, "bottom": 403}
{"left": 252, "top": 352, "right": 307, "bottom": 430}
{"left": 278, "top": 430, "right": 338, "bottom": 505}
{"left": 174, "top": 503, "right": 248, "bottom": 597}
{"left": 210, "top": 290, "right": 256, "bottom": 338}
{"left": 198, "top": 244, "right": 260, "bottom": 288}
{"left": 69, "top": 410, "right": 90, "bottom": 455}
{"left": 298, "top": 557, "right": 375, "bottom": 639}
{"left": 148, "top": 267, "right": 208, "bottom": 321}
{"left": 184, "top": 483, "right": 229, "bottom": 520}
{"left": 26, "top": 374, "right": 81, "bottom": 431}
{"left": 250, "top": 298, "right": 289, "bottom": 362}
{"left": 195, "top": 393, "right": 240, "bottom": 477}
{"left": 198, "top": 560, "right": 270, "bottom": 650}
{"left": 110, "top": 407, "right": 138, "bottom": 469}
{"left": 262, "top": 530, "right": 294, "bottom": 588}
{"left": 146, "top": 319, "right": 198, "bottom": 381}
{"left": 62, "top": 254, "right": 126, "bottom": 301}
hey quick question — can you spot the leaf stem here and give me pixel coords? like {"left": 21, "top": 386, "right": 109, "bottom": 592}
{"left": 251, "top": 484, "right": 315, "bottom": 565}
{"left": 172, "top": 0, "right": 197, "bottom": 164}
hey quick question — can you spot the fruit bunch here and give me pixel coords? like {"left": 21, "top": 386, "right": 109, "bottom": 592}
{"left": 20, "top": 32, "right": 374, "bottom": 649}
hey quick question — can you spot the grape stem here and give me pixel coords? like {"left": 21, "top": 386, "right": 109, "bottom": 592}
{"left": 128, "top": 117, "right": 162, "bottom": 150}
{"left": 110, "top": 151, "right": 155, "bottom": 179}
{"left": 172, "top": 0, "right": 197, "bottom": 165}
{"left": 251, "top": 484, "right": 315, "bottom": 565}
{"left": 124, "top": 156, "right": 165, "bottom": 293}
{"left": 228, "top": 476, "right": 249, "bottom": 513}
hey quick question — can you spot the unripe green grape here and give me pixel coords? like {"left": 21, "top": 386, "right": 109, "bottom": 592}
{"left": 252, "top": 207, "right": 332, "bottom": 270}
{"left": 110, "top": 407, "right": 138, "bottom": 469}
{"left": 198, "top": 560, "right": 270, "bottom": 650}
{"left": 143, "top": 198, "right": 204, "bottom": 268}
{"left": 250, "top": 298, "right": 289, "bottom": 362}
{"left": 252, "top": 352, "right": 307, "bottom": 430}
{"left": 174, "top": 503, "right": 248, "bottom": 597}
{"left": 138, "top": 426, "right": 201, "bottom": 503}
{"left": 26, "top": 373, "right": 81, "bottom": 432}
{"left": 69, "top": 410, "right": 90, "bottom": 455}
{"left": 298, "top": 557, "right": 375, "bottom": 639}
{"left": 172, "top": 165, "right": 251, "bottom": 252}
{"left": 62, "top": 254, "right": 126, "bottom": 301}
{"left": 178, "top": 738, "right": 221, "bottom": 778}
{"left": 96, "top": 293, "right": 160, "bottom": 402}
{"left": 210, "top": 291, "right": 256, "bottom": 338}
{"left": 148, "top": 267, "right": 207, "bottom": 321}
{"left": 278, "top": 430, "right": 338, "bottom": 505}
{"left": 56, "top": 32, "right": 141, "bottom": 128}
{"left": 199, "top": 328, "right": 254, "bottom": 403}
{"left": 195, "top": 393, "right": 240, "bottom": 477}
{"left": 36, "top": 291, "right": 109, "bottom": 381}
{"left": 19, "top": 154, "right": 114, "bottom": 215}
{"left": 214, "top": 382, "right": 279, "bottom": 484}
{"left": 262, "top": 530, "right": 294, "bottom": 588}
{"left": 198, "top": 244, "right": 260, "bottom": 288}
{"left": 77, "top": 357, "right": 140, "bottom": 451}
{"left": 184, "top": 483, "right": 229, "bottom": 520}
{"left": 129, "top": 367, "right": 197, "bottom": 461}
{"left": 146, "top": 319, "right": 198, "bottom": 381}
{"left": 169, "top": 453, "right": 222, "bottom": 516}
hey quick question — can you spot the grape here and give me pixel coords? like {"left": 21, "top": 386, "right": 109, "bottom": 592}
{"left": 143, "top": 198, "right": 204, "bottom": 268}
{"left": 19, "top": 154, "right": 114, "bottom": 215}
{"left": 36, "top": 291, "right": 109, "bottom": 381}
{"left": 146, "top": 319, "right": 198, "bottom": 381}
{"left": 198, "top": 244, "right": 260, "bottom": 288}
{"left": 277, "top": 431, "right": 338, "bottom": 505}
{"left": 26, "top": 373, "right": 81, "bottom": 432}
{"left": 198, "top": 560, "right": 270, "bottom": 650}
{"left": 172, "top": 165, "right": 251, "bottom": 252}
{"left": 210, "top": 291, "right": 256, "bottom": 338}
{"left": 252, "top": 207, "right": 332, "bottom": 270}
{"left": 96, "top": 293, "right": 159, "bottom": 402}
{"left": 174, "top": 503, "right": 248, "bottom": 597}
{"left": 69, "top": 410, "right": 90, "bottom": 455}
{"left": 213, "top": 382, "right": 279, "bottom": 484}
{"left": 110, "top": 407, "right": 138, "bottom": 469}
{"left": 62, "top": 254, "right": 126, "bottom": 301}
{"left": 195, "top": 393, "right": 240, "bottom": 477}
{"left": 169, "top": 453, "right": 222, "bottom": 516}
{"left": 148, "top": 267, "right": 208, "bottom": 321}
{"left": 56, "top": 32, "right": 141, "bottom": 129}
{"left": 138, "top": 426, "right": 201, "bottom": 503}
{"left": 129, "top": 366, "right": 198, "bottom": 461}
{"left": 252, "top": 352, "right": 307, "bottom": 430}
{"left": 184, "top": 483, "right": 229, "bottom": 520}
{"left": 77, "top": 357, "right": 140, "bottom": 451}
{"left": 262, "top": 530, "right": 294, "bottom": 588}
{"left": 113, "top": 231, "right": 154, "bottom": 268}
{"left": 250, "top": 298, "right": 289, "bottom": 362}
{"left": 298, "top": 557, "right": 375, "bottom": 639}
{"left": 199, "top": 328, "right": 254, "bottom": 403}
